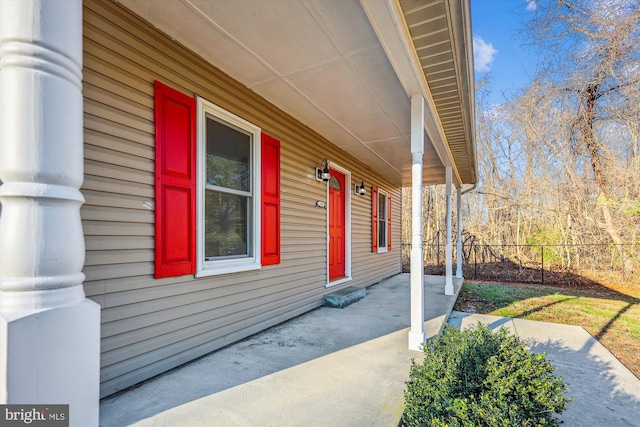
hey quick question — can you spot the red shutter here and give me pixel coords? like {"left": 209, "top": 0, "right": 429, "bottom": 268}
{"left": 388, "top": 194, "right": 392, "bottom": 251}
{"left": 261, "top": 133, "right": 281, "bottom": 265}
{"left": 371, "top": 186, "right": 378, "bottom": 252}
{"left": 154, "top": 81, "right": 196, "bottom": 278}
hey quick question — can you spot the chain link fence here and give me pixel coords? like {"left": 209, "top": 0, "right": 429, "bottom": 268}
{"left": 402, "top": 242, "right": 639, "bottom": 285}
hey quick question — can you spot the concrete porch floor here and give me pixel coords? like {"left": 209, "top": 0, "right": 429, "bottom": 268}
{"left": 99, "top": 273, "right": 640, "bottom": 426}
{"left": 100, "top": 273, "right": 458, "bottom": 426}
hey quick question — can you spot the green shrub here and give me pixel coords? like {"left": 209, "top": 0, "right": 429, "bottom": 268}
{"left": 403, "top": 323, "right": 570, "bottom": 426}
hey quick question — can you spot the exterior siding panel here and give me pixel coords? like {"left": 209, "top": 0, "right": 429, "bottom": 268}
{"left": 83, "top": 0, "right": 401, "bottom": 397}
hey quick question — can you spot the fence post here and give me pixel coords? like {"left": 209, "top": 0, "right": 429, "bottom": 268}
{"left": 474, "top": 246, "right": 477, "bottom": 279}
{"left": 621, "top": 244, "right": 625, "bottom": 283}
{"left": 541, "top": 246, "right": 545, "bottom": 284}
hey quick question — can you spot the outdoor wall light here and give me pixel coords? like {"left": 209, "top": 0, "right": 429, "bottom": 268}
{"left": 354, "top": 180, "right": 367, "bottom": 196}
{"left": 315, "top": 158, "right": 331, "bottom": 182}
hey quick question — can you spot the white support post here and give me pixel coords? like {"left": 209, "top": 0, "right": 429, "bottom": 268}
{"left": 445, "top": 167, "right": 454, "bottom": 295}
{"left": 0, "top": 1, "right": 100, "bottom": 425}
{"left": 408, "top": 94, "right": 425, "bottom": 351}
{"left": 456, "top": 188, "right": 463, "bottom": 278}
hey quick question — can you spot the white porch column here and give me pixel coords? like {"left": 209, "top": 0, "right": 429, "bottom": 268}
{"left": 408, "top": 94, "right": 425, "bottom": 351}
{"left": 0, "top": 1, "right": 100, "bottom": 426}
{"left": 456, "top": 188, "right": 463, "bottom": 278}
{"left": 445, "top": 167, "right": 454, "bottom": 295}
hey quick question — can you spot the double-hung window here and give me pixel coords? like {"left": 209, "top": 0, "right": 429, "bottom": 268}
{"left": 371, "top": 186, "right": 391, "bottom": 253}
{"left": 377, "top": 190, "right": 388, "bottom": 252}
{"left": 198, "top": 98, "right": 261, "bottom": 276}
{"left": 154, "top": 81, "right": 280, "bottom": 279}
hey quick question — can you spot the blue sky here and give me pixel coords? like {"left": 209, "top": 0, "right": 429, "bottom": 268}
{"left": 471, "top": 0, "right": 540, "bottom": 105}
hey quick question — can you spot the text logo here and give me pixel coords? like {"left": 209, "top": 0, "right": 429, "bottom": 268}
{"left": 0, "top": 405, "right": 68, "bottom": 427}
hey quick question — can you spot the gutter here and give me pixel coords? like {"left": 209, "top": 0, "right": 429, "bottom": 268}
{"left": 461, "top": 183, "right": 477, "bottom": 195}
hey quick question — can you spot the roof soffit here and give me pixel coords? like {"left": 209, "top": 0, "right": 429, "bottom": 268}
{"left": 398, "top": 0, "right": 476, "bottom": 184}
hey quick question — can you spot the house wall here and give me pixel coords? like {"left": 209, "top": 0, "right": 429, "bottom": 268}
{"left": 82, "top": 0, "right": 401, "bottom": 398}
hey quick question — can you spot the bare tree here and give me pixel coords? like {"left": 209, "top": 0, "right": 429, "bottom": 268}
{"left": 402, "top": 3, "right": 640, "bottom": 277}
{"left": 523, "top": 0, "right": 640, "bottom": 272}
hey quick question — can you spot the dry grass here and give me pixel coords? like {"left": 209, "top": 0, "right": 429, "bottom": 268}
{"left": 453, "top": 280, "right": 640, "bottom": 379}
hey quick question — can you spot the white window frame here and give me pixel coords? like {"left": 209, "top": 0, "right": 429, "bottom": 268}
{"left": 196, "top": 97, "right": 261, "bottom": 277}
{"left": 377, "top": 189, "right": 388, "bottom": 253}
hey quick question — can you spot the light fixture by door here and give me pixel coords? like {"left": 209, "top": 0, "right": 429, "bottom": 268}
{"left": 315, "top": 158, "right": 331, "bottom": 182}
{"left": 354, "top": 180, "right": 366, "bottom": 196}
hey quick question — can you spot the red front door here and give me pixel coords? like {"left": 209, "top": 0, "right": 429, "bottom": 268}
{"left": 329, "top": 169, "right": 346, "bottom": 280}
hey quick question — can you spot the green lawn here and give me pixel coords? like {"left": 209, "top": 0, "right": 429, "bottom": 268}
{"left": 454, "top": 281, "right": 640, "bottom": 379}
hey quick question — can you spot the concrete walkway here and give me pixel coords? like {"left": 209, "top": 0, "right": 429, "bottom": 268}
{"left": 100, "top": 273, "right": 640, "bottom": 426}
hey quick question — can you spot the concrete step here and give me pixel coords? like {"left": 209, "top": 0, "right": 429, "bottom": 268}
{"left": 323, "top": 286, "right": 366, "bottom": 308}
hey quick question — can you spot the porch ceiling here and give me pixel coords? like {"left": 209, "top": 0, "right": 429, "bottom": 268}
{"left": 117, "top": 0, "right": 476, "bottom": 187}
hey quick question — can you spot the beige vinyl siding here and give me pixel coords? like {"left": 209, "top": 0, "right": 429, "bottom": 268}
{"left": 82, "top": 0, "right": 401, "bottom": 398}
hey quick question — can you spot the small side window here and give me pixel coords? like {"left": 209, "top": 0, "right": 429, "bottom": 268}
{"left": 371, "top": 186, "right": 391, "bottom": 253}
{"left": 377, "top": 190, "right": 388, "bottom": 253}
